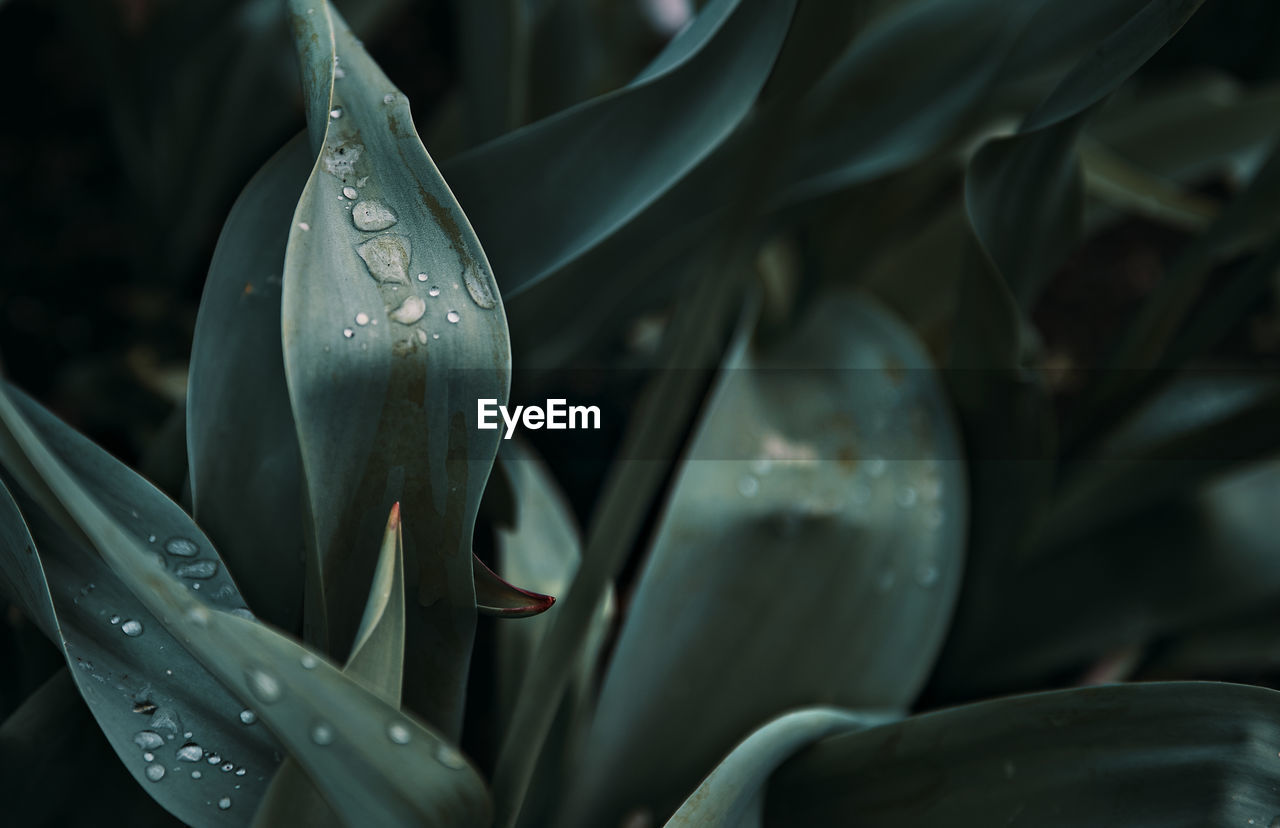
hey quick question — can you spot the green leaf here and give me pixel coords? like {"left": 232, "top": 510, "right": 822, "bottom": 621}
{"left": 0, "top": 388, "right": 280, "bottom": 827}
{"left": 188, "top": 132, "right": 312, "bottom": 633}
{"left": 1088, "top": 73, "right": 1280, "bottom": 184}
{"left": 281, "top": 0, "right": 509, "bottom": 735}
{"left": 562, "top": 291, "right": 967, "bottom": 826}
{"left": 966, "top": 0, "right": 1209, "bottom": 305}
{"left": 765, "top": 682, "right": 1280, "bottom": 825}
{"left": 441, "top": 0, "right": 797, "bottom": 299}
{"left": 1037, "top": 372, "right": 1280, "bottom": 550}
{"left": 250, "top": 502, "right": 408, "bottom": 828}
{"left": 0, "top": 381, "right": 491, "bottom": 827}
{"left": 493, "top": 440, "right": 612, "bottom": 828}
{"left": 666, "top": 708, "right": 893, "bottom": 828}
{"left": 934, "top": 459, "right": 1280, "bottom": 697}
{"left": 780, "top": 0, "right": 1040, "bottom": 205}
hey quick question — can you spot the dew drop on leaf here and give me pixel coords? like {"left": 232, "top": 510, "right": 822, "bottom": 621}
{"left": 343, "top": 328, "right": 355, "bottom": 339}
{"left": 351, "top": 200, "right": 399, "bottom": 232}
{"left": 387, "top": 723, "right": 410, "bottom": 745}
{"left": 342, "top": 186, "right": 358, "bottom": 199}
{"left": 355, "top": 312, "right": 370, "bottom": 326}
{"left": 218, "top": 797, "right": 232, "bottom": 811}
{"left": 446, "top": 310, "right": 460, "bottom": 324}
{"left": 145, "top": 764, "right": 165, "bottom": 782}
{"left": 245, "top": 667, "right": 282, "bottom": 704}
{"left": 427, "top": 286, "right": 440, "bottom": 297}
{"left": 329, "top": 107, "right": 342, "bottom": 119}
{"left": 356, "top": 235, "right": 411, "bottom": 285}
{"left": 463, "top": 267, "right": 496, "bottom": 309}
{"left": 164, "top": 538, "right": 198, "bottom": 557}
{"left": 175, "top": 560, "right": 218, "bottom": 579}
{"left": 133, "top": 731, "right": 164, "bottom": 750}
{"left": 239, "top": 709, "right": 256, "bottom": 725}
{"left": 435, "top": 745, "right": 467, "bottom": 770}
{"left": 389, "top": 296, "right": 426, "bottom": 325}
{"left": 121, "top": 620, "right": 143, "bottom": 637}
{"left": 176, "top": 744, "right": 202, "bottom": 762}
{"left": 300, "top": 654, "right": 319, "bottom": 670}
{"left": 311, "top": 722, "right": 334, "bottom": 746}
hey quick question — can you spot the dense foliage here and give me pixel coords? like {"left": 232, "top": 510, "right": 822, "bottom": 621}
{"left": 2, "top": 0, "right": 1280, "bottom": 825}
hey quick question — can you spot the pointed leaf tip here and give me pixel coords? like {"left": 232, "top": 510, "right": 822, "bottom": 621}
{"left": 473, "top": 554, "right": 556, "bottom": 617}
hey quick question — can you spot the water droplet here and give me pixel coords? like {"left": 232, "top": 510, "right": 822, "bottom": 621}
{"left": 230, "top": 608, "right": 255, "bottom": 620}
{"left": 463, "top": 266, "right": 497, "bottom": 309}
{"left": 176, "top": 743, "right": 203, "bottom": 762}
{"left": 355, "top": 312, "right": 370, "bottom": 326}
{"left": 218, "top": 797, "right": 232, "bottom": 811}
{"left": 175, "top": 560, "right": 218, "bottom": 579}
{"left": 186, "top": 606, "right": 211, "bottom": 627}
{"left": 737, "top": 475, "right": 759, "bottom": 497}
{"left": 416, "top": 330, "right": 428, "bottom": 344}
{"left": 342, "top": 185, "right": 358, "bottom": 199}
{"left": 383, "top": 93, "right": 395, "bottom": 105}
{"left": 110, "top": 615, "right": 121, "bottom": 625}
{"left": 390, "top": 296, "right": 426, "bottom": 325}
{"left": 148, "top": 708, "right": 182, "bottom": 740}
{"left": 436, "top": 745, "right": 467, "bottom": 770}
{"left": 427, "top": 286, "right": 440, "bottom": 297}
{"left": 143, "top": 752, "right": 154, "bottom": 762}
{"left": 343, "top": 328, "right": 355, "bottom": 339}
{"left": 915, "top": 563, "right": 940, "bottom": 587}
{"left": 432, "top": 333, "right": 440, "bottom": 340}
{"left": 446, "top": 310, "right": 460, "bottom": 324}
{"left": 311, "top": 722, "right": 335, "bottom": 745}
{"left": 147, "top": 535, "right": 156, "bottom": 543}
{"left": 191, "top": 770, "right": 201, "bottom": 779}
{"left": 415, "top": 272, "right": 428, "bottom": 282}
{"left": 145, "top": 764, "right": 165, "bottom": 782}
{"left": 121, "top": 620, "right": 143, "bottom": 637}
{"left": 235, "top": 768, "right": 246, "bottom": 777}
{"left": 218, "top": 762, "right": 231, "bottom": 773}
{"left": 207, "top": 754, "right": 222, "bottom": 765}
{"left": 300, "top": 654, "right": 319, "bottom": 670}
{"left": 351, "top": 200, "right": 399, "bottom": 232}
{"left": 297, "top": 222, "right": 310, "bottom": 232}
{"left": 329, "top": 107, "right": 342, "bottom": 119}
{"left": 245, "top": 667, "right": 282, "bottom": 704}
{"left": 133, "top": 700, "right": 157, "bottom": 715}
{"left": 356, "top": 235, "right": 411, "bottom": 285}
{"left": 134, "top": 731, "right": 164, "bottom": 750}
{"left": 164, "top": 537, "right": 199, "bottom": 557}
{"left": 387, "top": 723, "right": 411, "bottom": 745}
{"left": 239, "top": 709, "right": 256, "bottom": 725}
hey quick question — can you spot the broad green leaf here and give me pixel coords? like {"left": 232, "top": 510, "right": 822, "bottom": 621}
{"left": 0, "top": 388, "right": 279, "bottom": 827}
{"left": 188, "top": 133, "right": 311, "bottom": 633}
{"left": 780, "top": 0, "right": 1041, "bottom": 206}
{"left": 441, "top": 0, "right": 797, "bottom": 299}
{"left": 281, "top": 0, "right": 509, "bottom": 735}
{"left": 491, "top": 243, "right": 752, "bottom": 828}
{"left": 966, "top": 0, "right": 1208, "bottom": 305}
{"left": 1037, "top": 372, "right": 1280, "bottom": 550}
{"left": 250, "top": 502, "right": 407, "bottom": 828}
{"left": 1, "top": 668, "right": 181, "bottom": 828}
{"left": 1080, "top": 138, "right": 1218, "bottom": 232}
{"left": 1079, "top": 141, "right": 1280, "bottom": 443}
{"left": 934, "top": 459, "right": 1280, "bottom": 697}
{"left": 0, "top": 382, "right": 491, "bottom": 827}
{"left": 666, "top": 708, "right": 893, "bottom": 828}
{"left": 765, "top": 682, "right": 1280, "bottom": 825}
{"left": 562, "top": 291, "right": 967, "bottom": 827}
{"left": 1088, "top": 74, "right": 1280, "bottom": 184}
{"left": 493, "top": 440, "right": 613, "bottom": 828}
